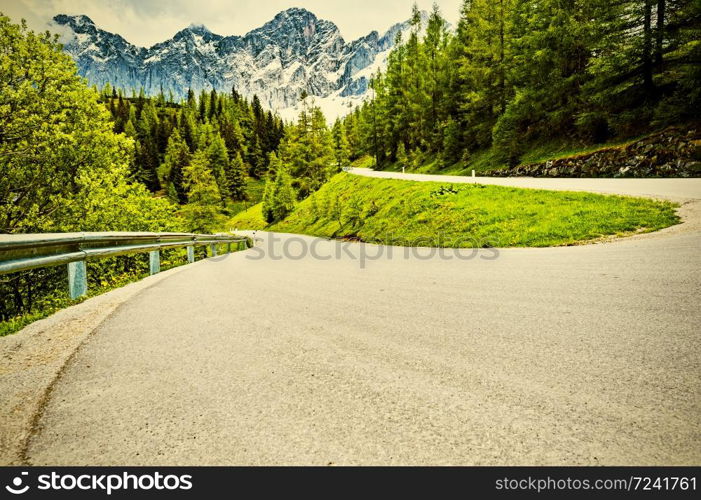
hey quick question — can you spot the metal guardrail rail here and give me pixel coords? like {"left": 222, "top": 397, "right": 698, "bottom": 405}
{"left": 0, "top": 232, "right": 250, "bottom": 299}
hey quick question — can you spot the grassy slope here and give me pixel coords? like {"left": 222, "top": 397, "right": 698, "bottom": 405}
{"left": 225, "top": 177, "right": 266, "bottom": 218}
{"left": 227, "top": 203, "right": 267, "bottom": 231}
{"left": 229, "top": 173, "right": 679, "bottom": 247}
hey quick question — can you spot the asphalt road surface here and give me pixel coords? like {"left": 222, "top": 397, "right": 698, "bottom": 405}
{"left": 23, "top": 173, "right": 701, "bottom": 465}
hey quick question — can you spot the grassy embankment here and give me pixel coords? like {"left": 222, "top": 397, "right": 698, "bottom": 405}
{"left": 228, "top": 173, "right": 679, "bottom": 247}
{"left": 226, "top": 177, "right": 266, "bottom": 217}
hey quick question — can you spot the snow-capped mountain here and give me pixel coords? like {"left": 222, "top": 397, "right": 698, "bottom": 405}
{"left": 52, "top": 8, "right": 418, "bottom": 120}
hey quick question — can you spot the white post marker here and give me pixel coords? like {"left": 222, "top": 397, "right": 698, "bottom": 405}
{"left": 472, "top": 169, "right": 476, "bottom": 183}
{"left": 402, "top": 166, "right": 405, "bottom": 174}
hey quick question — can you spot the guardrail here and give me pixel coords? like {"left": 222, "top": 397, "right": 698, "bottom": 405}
{"left": 0, "top": 232, "right": 250, "bottom": 299}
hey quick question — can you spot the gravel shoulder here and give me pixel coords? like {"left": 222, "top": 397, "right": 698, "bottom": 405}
{"left": 0, "top": 265, "right": 194, "bottom": 464}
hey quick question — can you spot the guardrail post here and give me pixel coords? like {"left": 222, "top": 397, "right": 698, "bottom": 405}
{"left": 227, "top": 242, "right": 232, "bottom": 254}
{"left": 187, "top": 246, "right": 195, "bottom": 264}
{"left": 68, "top": 261, "right": 87, "bottom": 300}
{"left": 149, "top": 250, "right": 160, "bottom": 275}
{"left": 210, "top": 243, "right": 217, "bottom": 257}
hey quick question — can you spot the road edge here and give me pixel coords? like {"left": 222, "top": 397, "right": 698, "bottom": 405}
{"left": 0, "top": 262, "right": 201, "bottom": 465}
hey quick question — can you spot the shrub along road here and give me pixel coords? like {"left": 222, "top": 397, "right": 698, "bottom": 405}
{"left": 16, "top": 175, "right": 701, "bottom": 465}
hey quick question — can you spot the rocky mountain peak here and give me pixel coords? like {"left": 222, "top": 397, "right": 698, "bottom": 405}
{"left": 172, "top": 23, "right": 221, "bottom": 44}
{"left": 246, "top": 7, "right": 340, "bottom": 54}
{"left": 51, "top": 9, "right": 421, "bottom": 120}
{"left": 53, "top": 14, "right": 96, "bottom": 31}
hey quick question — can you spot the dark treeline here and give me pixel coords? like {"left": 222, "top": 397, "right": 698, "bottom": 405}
{"left": 344, "top": 0, "right": 700, "bottom": 167}
{"left": 101, "top": 85, "right": 285, "bottom": 204}
{"left": 100, "top": 87, "right": 351, "bottom": 227}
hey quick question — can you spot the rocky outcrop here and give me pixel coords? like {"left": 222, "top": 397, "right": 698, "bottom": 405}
{"left": 485, "top": 127, "right": 701, "bottom": 178}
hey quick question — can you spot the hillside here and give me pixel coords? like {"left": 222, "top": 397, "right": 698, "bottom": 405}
{"left": 363, "top": 126, "right": 701, "bottom": 178}
{"left": 340, "top": 1, "right": 699, "bottom": 177}
{"left": 229, "top": 174, "right": 679, "bottom": 247}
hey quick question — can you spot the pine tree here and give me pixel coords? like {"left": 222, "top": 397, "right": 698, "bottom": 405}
{"left": 182, "top": 151, "right": 224, "bottom": 233}
{"left": 208, "top": 89, "right": 218, "bottom": 121}
{"left": 186, "top": 88, "right": 196, "bottom": 108}
{"left": 344, "top": 110, "right": 361, "bottom": 159}
{"left": 135, "top": 100, "right": 161, "bottom": 191}
{"left": 123, "top": 118, "right": 137, "bottom": 139}
{"left": 441, "top": 117, "right": 462, "bottom": 164}
{"left": 246, "top": 135, "right": 266, "bottom": 178}
{"left": 283, "top": 103, "right": 335, "bottom": 197}
{"left": 340, "top": 0, "right": 698, "bottom": 169}
{"left": 585, "top": 0, "right": 700, "bottom": 134}
{"left": 158, "top": 129, "right": 189, "bottom": 204}
{"left": 206, "top": 133, "right": 231, "bottom": 203}
{"left": 493, "top": 0, "right": 591, "bottom": 157}
{"left": 452, "top": 0, "right": 515, "bottom": 150}
{"left": 220, "top": 116, "right": 246, "bottom": 154}
{"left": 226, "top": 152, "right": 248, "bottom": 201}
{"left": 332, "top": 119, "right": 351, "bottom": 170}
{"left": 198, "top": 89, "right": 208, "bottom": 121}
{"left": 267, "top": 151, "right": 283, "bottom": 178}
{"left": 262, "top": 163, "right": 296, "bottom": 223}
{"left": 423, "top": 4, "right": 449, "bottom": 151}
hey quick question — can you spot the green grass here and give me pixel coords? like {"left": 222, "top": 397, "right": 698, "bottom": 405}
{"left": 0, "top": 268, "right": 152, "bottom": 338}
{"left": 228, "top": 173, "right": 679, "bottom": 248}
{"left": 227, "top": 203, "right": 267, "bottom": 231}
{"left": 225, "top": 177, "right": 267, "bottom": 217}
{"left": 351, "top": 155, "right": 376, "bottom": 169}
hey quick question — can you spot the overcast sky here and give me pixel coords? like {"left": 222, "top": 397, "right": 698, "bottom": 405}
{"left": 1, "top": 0, "right": 463, "bottom": 47}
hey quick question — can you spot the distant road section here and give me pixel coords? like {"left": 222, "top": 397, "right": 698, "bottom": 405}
{"left": 348, "top": 167, "right": 701, "bottom": 201}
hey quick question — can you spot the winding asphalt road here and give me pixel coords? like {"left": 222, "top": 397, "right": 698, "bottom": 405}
{"left": 21, "top": 172, "right": 701, "bottom": 465}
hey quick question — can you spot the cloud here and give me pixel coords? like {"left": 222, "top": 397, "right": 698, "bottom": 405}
{"left": 2, "top": 0, "right": 463, "bottom": 47}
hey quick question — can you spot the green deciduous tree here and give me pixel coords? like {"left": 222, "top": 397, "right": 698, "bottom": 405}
{"left": 0, "top": 15, "right": 178, "bottom": 234}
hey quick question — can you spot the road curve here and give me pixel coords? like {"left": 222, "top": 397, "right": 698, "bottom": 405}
{"left": 22, "top": 174, "right": 701, "bottom": 465}
{"left": 348, "top": 167, "right": 701, "bottom": 201}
